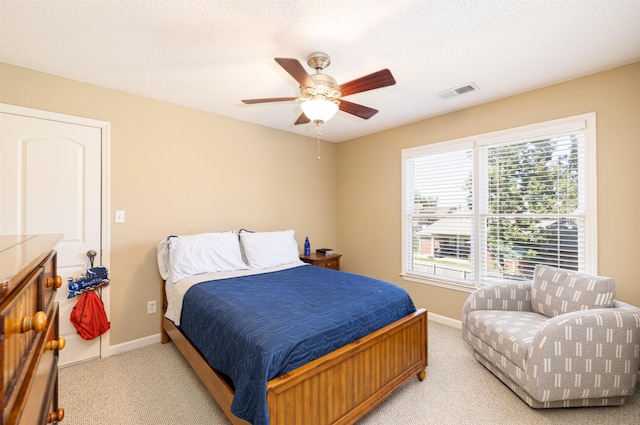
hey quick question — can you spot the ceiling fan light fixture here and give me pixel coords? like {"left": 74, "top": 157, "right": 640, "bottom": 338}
{"left": 242, "top": 54, "right": 396, "bottom": 126}
{"left": 300, "top": 98, "right": 339, "bottom": 124}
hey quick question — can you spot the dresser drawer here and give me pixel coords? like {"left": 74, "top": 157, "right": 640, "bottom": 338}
{"left": 17, "top": 369, "right": 60, "bottom": 425}
{"left": 1, "top": 266, "right": 48, "bottom": 423}
{"left": 14, "top": 306, "right": 63, "bottom": 425}
{"left": 38, "top": 251, "right": 61, "bottom": 315}
{"left": 319, "top": 258, "right": 340, "bottom": 270}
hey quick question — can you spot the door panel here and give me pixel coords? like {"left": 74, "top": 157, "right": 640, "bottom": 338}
{"left": 1, "top": 108, "right": 107, "bottom": 366}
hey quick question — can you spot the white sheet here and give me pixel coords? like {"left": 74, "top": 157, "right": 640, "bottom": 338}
{"left": 164, "top": 260, "right": 307, "bottom": 326}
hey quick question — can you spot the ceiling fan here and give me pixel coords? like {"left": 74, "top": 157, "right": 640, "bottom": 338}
{"left": 242, "top": 52, "right": 396, "bottom": 125}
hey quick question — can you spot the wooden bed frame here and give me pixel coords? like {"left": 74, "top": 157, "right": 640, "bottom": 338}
{"left": 161, "top": 280, "right": 428, "bottom": 425}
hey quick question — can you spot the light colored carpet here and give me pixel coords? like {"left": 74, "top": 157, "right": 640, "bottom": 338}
{"left": 59, "top": 321, "right": 640, "bottom": 424}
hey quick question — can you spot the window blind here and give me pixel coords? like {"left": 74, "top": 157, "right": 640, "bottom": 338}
{"left": 402, "top": 114, "right": 595, "bottom": 290}
{"left": 478, "top": 128, "right": 586, "bottom": 283}
{"left": 403, "top": 144, "right": 474, "bottom": 284}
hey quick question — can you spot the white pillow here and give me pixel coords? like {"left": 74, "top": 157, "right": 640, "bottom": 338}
{"left": 240, "top": 230, "right": 299, "bottom": 269}
{"left": 168, "top": 232, "right": 247, "bottom": 282}
{"left": 157, "top": 238, "right": 170, "bottom": 280}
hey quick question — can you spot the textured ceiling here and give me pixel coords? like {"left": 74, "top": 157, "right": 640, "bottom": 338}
{"left": 1, "top": 0, "right": 639, "bottom": 142}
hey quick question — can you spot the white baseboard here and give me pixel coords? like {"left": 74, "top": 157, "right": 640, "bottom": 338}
{"left": 109, "top": 332, "right": 162, "bottom": 357}
{"left": 428, "top": 312, "right": 462, "bottom": 329}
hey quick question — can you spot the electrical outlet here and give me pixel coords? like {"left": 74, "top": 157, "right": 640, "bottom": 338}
{"left": 147, "top": 300, "right": 157, "bottom": 314}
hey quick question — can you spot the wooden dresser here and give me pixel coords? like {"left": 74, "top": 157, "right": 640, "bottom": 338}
{"left": 0, "top": 234, "right": 65, "bottom": 425}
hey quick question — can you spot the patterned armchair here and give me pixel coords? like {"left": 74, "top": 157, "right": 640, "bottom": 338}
{"left": 462, "top": 264, "right": 640, "bottom": 408}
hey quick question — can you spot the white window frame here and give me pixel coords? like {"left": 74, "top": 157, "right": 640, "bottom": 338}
{"left": 401, "top": 113, "right": 597, "bottom": 292}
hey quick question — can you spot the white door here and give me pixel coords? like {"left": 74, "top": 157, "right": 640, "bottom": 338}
{"left": 0, "top": 104, "right": 110, "bottom": 366}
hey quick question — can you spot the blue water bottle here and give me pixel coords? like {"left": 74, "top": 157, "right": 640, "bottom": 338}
{"left": 304, "top": 237, "right": 311, "bottom": 256}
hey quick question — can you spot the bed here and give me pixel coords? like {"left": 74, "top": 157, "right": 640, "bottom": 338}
{"left": 158, "top": 230, "right": 428, "bottom": 425}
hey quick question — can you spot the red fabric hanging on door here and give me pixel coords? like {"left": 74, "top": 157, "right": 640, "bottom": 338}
{"left": 70, "top": 291, "right": 110, "bottom": 340}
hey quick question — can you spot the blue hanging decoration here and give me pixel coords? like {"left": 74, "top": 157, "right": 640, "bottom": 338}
{"left": 67, "top": 266, "right": 109, "bottom": 298}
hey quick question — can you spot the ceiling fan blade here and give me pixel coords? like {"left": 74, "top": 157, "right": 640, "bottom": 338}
{"left": 294, "top": 113, "right": 311, "bottom": 125}
{"left": 337, "top": 69, "right": 396, "bottom": 97}
{"left": 275, "top": 58, "right": 316, "bottom": 88}
{"left": 242, "top": 97, "right": 298, "bottom": 104}
{"left": 338, "top": 99, "right": 379, "bottom": 120}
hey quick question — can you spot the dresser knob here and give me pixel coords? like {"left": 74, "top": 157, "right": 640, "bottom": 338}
{"left": 46, "top": 337, "right": 66, "bottom": 351}
{"left": 47, "top": 407, "right": 64, "bottom": 423}
{"left": 19, "top": 311, "right": 47, "bottom": 333}
{"left": 46, "top": 276, "right": 63, "bottom": 289}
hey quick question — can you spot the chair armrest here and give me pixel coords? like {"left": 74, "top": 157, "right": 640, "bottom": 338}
{"left": 462, "top": 281, "right": 533, "bottom": 326}
{"left": 530, "top": 306, "right": 640, "bottom": 361}
{"left": 613, "top": 299, "right": 640, "bottom": 311}
{"left": 526, "top": 306, "right": 640, "bottom": 400}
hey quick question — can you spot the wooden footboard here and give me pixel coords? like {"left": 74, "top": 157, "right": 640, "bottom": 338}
{"left": 162, "top": 308, "right": 428, "bottom": 425}
{"left": 266, "top": 308, "right": 428, "bottom": 425}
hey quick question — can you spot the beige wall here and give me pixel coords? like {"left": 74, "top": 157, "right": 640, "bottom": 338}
{"left": 2, "top": 61, "right": 638, "bottom": 346}
{"left": 337, "top": 62, "right": 640, "bottom": 320}
{"left": 0, "top": 63, "right": 339, "bottom": 346}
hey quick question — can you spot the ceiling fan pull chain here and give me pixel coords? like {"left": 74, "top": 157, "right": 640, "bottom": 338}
{"left": 316, "top": 123, "right": 321, "bottom": 160}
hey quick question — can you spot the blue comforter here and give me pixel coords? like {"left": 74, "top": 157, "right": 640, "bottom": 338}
{"left": 179, "top": 265, "right": 416, "bottom": 425}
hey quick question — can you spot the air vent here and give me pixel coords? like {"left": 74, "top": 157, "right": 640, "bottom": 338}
{"left": 436, "top": 83, "right": 479, "bottom": 100}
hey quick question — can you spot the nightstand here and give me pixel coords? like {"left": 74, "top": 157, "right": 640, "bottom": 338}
{"left": 299, "top": 253, "right": 342, "bottom": 270}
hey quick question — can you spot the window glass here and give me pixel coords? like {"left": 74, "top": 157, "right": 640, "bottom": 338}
{"left": 402, "top": 114, "right": 596, "bottom": 290}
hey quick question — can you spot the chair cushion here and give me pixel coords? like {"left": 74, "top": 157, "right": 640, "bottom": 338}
{"left": 531, "top": 265, "right": 616, "bottom": 318}
{"left": 466, "top": 310, "right": 547, "bottom": 370}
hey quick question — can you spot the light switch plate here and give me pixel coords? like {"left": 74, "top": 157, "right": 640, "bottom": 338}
{"left": 115, "top": 210, "right": 125, "bottom": 223}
